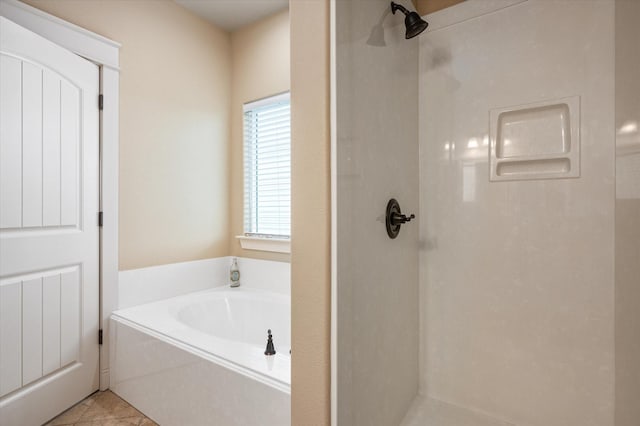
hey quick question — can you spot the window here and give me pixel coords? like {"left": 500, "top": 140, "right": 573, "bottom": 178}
{"left": 243, "top": 92, "right": 291, "bottom": 240}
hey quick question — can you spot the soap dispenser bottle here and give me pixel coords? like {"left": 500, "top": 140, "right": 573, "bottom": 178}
{"left": 230, "top": 257, "right": 240, "bottom": 288}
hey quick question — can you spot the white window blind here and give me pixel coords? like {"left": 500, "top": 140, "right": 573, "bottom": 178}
{"left": 243, "top": 92, "right": 291, "bottom": 238}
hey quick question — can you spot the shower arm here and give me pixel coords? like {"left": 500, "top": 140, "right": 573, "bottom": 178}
{"left": 390, "top": 2, "right": 410, "bottom": 16}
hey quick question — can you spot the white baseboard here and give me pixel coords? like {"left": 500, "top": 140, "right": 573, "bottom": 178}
{"left": 99, "top": 368, "right": 109, "bottom": 391}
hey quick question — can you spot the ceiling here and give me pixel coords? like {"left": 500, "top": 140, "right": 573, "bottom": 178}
{"left": 174, "top": 0, "right": 289, "bottom": 32}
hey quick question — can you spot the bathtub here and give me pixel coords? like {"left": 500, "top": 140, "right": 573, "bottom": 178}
{"left": 109, "top": 286, "right": 291, "bottom": 425}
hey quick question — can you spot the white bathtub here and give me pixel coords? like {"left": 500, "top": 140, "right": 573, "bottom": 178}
{"left": 110, "top": 286, "right": 291, "bottom": 425}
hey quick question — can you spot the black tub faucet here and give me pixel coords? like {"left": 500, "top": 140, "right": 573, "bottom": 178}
{"left": 265, "top": 329, "right": 276, "bottom": 356}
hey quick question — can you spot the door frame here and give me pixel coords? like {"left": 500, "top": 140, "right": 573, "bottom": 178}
{"left": 0, "top": 0, "right": 120, "bottom": 390}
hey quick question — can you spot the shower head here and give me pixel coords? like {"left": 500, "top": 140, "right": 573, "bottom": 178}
{"left": 390, "top": 1, "right": 428, "bottom": 39}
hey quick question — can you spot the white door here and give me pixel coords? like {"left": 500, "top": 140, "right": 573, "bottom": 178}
{"left": 0, "top": 16, "right": 100, "bottom": 426}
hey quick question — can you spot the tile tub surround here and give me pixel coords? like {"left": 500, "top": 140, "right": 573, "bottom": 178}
{"left": 110, "top": 286, "right": 291, "bottom": 426}
{"left": 110, "top": 307, "right": 290, "bottom": 426}
{"left": 112, "top": 287, "right": 291, "bottom": 388}
{"left": 110, "top": 257, "right": 291, "bottom": 425}
{"left": 118, "top": 256, "right": 290, "bottom": 308}
{"left": 110, "top": 322, "right": 290, "bottom": 425}
{"left": 45, "top": 390, "right": 156, "bottom": 426}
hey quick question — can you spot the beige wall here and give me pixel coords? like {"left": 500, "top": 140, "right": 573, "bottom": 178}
{"left": 229, "top": 10, "right": 290, "bottom": 262}
{"left": 413, "top": 0, "right": 465, "bottom": 16}
{"left": 290, "top": 0, "right": 331, "bottom": 424}
{"left": 20, "top": 0, "right": 332, "bottom": 421}
{"left": 22, "top": 0, "right": 231, "bottom": 271}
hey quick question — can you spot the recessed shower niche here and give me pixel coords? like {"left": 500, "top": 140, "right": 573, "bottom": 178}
{"left": 490, "top": 96, "right": 580, "bottom": 181}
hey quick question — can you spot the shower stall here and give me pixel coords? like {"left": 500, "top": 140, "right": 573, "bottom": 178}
{"left": 331, "top": 0, "right": 640, "bottom": 425}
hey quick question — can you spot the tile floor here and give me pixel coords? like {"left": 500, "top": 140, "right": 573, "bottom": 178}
{"left": 45, "top": 390, "right": 157, "bottom": 426}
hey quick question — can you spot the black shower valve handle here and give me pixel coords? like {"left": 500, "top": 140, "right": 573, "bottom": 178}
{"left": 386, "top": 198, "right": 414, "bottom": 239}
{"left": 391, "top": 212, "right": 415, "bottom": 225}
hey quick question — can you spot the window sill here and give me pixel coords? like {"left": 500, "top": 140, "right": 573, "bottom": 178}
{"left": 236, "top": 235, "right": 291, "bottom": 254}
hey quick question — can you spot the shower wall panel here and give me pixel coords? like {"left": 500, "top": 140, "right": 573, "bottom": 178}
{"left": 614, "top": 1, "right": 640, "bottom": 425}
{"left": 335, "top": 0, "right": 420, "bottom": 425}
{"left": 419, "top": 1, "right": 615, "bottom": 425}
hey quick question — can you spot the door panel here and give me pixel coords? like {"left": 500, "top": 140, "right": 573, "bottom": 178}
{"left": 0, "top": 54, "right": 21, "bottom": 230}
{"left": 21, "top": 277, "right": 42, "bottom": 386}
{"left": 0, "top": 282, "right": 20, "bottom": 396}
{"left": 43, "top": 71, "right": 62, "bottom": 227}
{"left": 42, "top": 274, "right": 61, "bottom": 376}
{"left": 0, "top": 16, "right": 99, "bottom": 426}
{"left": 22, "top": 62, "right": 43, "bottom": 229}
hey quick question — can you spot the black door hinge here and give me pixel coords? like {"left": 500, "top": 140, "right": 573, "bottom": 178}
{"left": 98, "top": 94, "right": 104, "bottom": 111}
{"left": 99, "top": 329, "right": 103, "bottom": 345}
{"left": 98, "top": 211, "right": 103, "bottom": 227}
